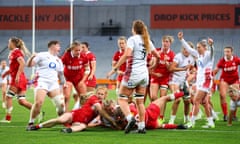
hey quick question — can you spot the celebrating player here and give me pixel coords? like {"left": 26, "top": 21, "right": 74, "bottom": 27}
{"left": 168, "top": 42, "right": 195, "bottom": 124}
{"left": 178, "top": 32, "right": 215, "bottom": 128}
{"left": 1, "top": 37, "right": 32, "bottom": 122}
{"left": 26, "top": 40, "right": 66, "bottom": 130}
{"left": 107, "top": 20, "right": 160, "bottom": 134}
{"left": 213, "top": 46, "right": 240, "bottom": 121}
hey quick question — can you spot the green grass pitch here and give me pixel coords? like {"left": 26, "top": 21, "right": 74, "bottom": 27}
{"left": 0, "top": 89, "right": 239, "bottom": 144}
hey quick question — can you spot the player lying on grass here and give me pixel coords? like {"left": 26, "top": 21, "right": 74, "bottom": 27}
{"left": 27, "top": 86, "right": 119, "bottom": 133}
{"left": 89, "top": 91, "right": 188, "bottom": 131}
{"left": 227, "top": 85, "right": 240, "bottom": 126}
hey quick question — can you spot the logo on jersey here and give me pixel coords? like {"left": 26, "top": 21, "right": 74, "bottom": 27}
{"left": 197, "top": 60, "right": 204, "bottom": 68}
{"left": 49, "top": 62, "right": 56, "bottom": 69}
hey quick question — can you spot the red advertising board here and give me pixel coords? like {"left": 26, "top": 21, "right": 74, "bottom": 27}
{"left": 0, "top": 6, "right": 70, "bottom": 30}
{"left": 151, "top": 5, "right": 240, "bottom": 29}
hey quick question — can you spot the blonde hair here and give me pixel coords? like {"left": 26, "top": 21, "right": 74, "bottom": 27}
{"left": 118, "top": 36, "right": 127, "bottom": 43}
{"left": 197, "top": 39, "right": 207, "bottom": 48}
{"left": 65, "top": 41, "right": 81, "bottom": 52}
{"left": 132, "top": 20, "right": 151, "bottom": 52}
{"left": 10, "top": 37, "right": 31, "bottom": 57}
{"left": 96, "top": 86, "right": 108, "bottom": 96}
{"left": 162, "top": 35, "right": 174, "bottom": 44}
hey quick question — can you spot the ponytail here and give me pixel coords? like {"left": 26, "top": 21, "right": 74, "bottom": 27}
{"left": 142, "top": 25, "right": 150, "bottom": 53}
{"left": 10, "top": 37, "right": 31, "bottom": 57}
{"left": 132, "top": 20, "right": 151, "bottom": 53}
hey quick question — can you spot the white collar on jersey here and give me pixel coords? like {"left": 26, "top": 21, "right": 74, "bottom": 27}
{"left": 224, "top": 56, "right": 233, "bottom": 61}
{"left": 71, "top": 51, "right": 80, "bottom": 58}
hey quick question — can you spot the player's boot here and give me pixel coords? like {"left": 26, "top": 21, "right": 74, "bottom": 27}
{"left": 201, "top": 123, "right": 215, "bottom": 129}
{"left": 124, "top": 117, "right": 136, "bottom": 134}
{"left": 0, "top": 114, "right": 11, "bottom": 123}
{"left": 131, "top": 128, "right": 146, "bottom": 134}
{"left": 185, "top": 121, "right": 195, "bottom": 128}
{"left": 177, "top": 124, "right": 188, "bottom": 129}
{"left": 223, "top": 115, "right": 228, "bottom": 122}
{"left": 61, "top": 128, "right": 72, "bottom": 133}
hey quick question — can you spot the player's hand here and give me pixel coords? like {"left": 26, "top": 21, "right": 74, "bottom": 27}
{"left": 117, "top": 70, "right": 124, "bottom": 75}
{"left": 88, "top": 74, "right": 93, "bottom": 80}
{"left": 15, "top": 75, "right": 20, "bottom": 84}
{"left": 208, "top": 38, "right": 214, "bottom": 46}
{"left": 106, "top": 69, "right": 116, "bottom": 79}
{"left": 178, "top": 32, "right": 184, "bottom": 40}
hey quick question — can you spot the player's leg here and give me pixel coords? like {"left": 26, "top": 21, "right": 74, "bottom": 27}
{"left": 135, "top": 86, "right": 146, "bottom": 133}
{"left": 150, "top": 83, "right": 159, "bottom": 101}
{"left": 189, "top": 90, "right": 207, "bottom": 128}
{"left": 49, "top": 88, "right": 65, "bottom": 116}
{"left": 201, "top": 94, "right": 215, "bottom": 128}
{"left": 63, "top": 81, "right": 73, "bottom": 111}
{"left": 219, "top": 80, "right": 229, "bottom": 121}
{"left": 76, "top": 80, "right": 87, "bottom": 105}
{"left": 168, "top": 83, "right": 180, "bottom": 124}
{"left": 17, "top": 90, "right": 32, "bottom": 110}
{"left": 27, "top": 89, "right": 47, "bottom": 127}
{"left": 1, "top": 83, "right": 7, "bottom": 108}
{"left": 3, "top": 86, "right": 16, "bottom": 122}
{"left": 118, "top": 84, "right": 136, "bottom": 133}
{"left": 28, "top": 112, "right": 73, "bottom": 131}
{"left": 61, "top": 122, "right": 87, "bottom": 133}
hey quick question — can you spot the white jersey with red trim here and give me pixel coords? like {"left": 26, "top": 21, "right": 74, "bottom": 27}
{"left": 172, "top": 52, "right": 195, "bottom": 80}
{"left": 181, "top": 39, "right": 214, "bottom": 83}
{"left": 125, "top": 35, "right": 155, "bottom": 77}
{"left": 33, "top": 52, "right": 63, "bottom": 82}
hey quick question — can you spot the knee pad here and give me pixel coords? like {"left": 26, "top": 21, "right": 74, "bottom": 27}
{"left": 134, "top": 93, "right": 144, "bottom": 99}
{"left": 118, "top": 94, "right": 128, "bottom": 100}
{"left": 51, "top": 94, "right": 65, "bottom": 115}
{"left": 6, "top": 90, "right": 15, "bottom": 98}
{"left": 17, "top": 95, "right": 26, "bottom": 100}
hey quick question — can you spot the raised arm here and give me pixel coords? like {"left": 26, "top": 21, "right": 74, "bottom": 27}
{"left": 178, "top": 32, "right": 198, "bottom": 57}
{"left": 208, "top": 38, "right": 214, "bottom": 60}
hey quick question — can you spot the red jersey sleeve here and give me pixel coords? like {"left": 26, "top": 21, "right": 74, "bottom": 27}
{"left": 61, "top": 52, "right": 68, "bottom": 65}
{"left": 236, "top": 56, "right": 240, "bottom": 65}
{"left": 88, "top": 52, "right": 96, "bottom": 62}
{"left": 112, "top": 51, "right": 119, "bottom": 62}
{"left": 217, "top": 58, "right": 224, "bottom": 68}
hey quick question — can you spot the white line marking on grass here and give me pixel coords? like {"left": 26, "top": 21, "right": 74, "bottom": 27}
{"left": 1, "top": 125, "right": 240, "bottom": 133}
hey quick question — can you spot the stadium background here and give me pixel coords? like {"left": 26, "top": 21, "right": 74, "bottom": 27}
{"left": 0, "top": 0, "right": 240, "bottom": 79}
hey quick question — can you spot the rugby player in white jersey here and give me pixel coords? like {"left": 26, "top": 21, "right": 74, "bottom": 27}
{"left": 178, "top": 32, "right": 215, "bottom": 128}
{"left": 26, "top": 40, "right": 66, "bottom": 130}
{"left": 168, "top": 42, "right": 195, "bottom": 124}
{"left": 107, "top": 20, "right": 160, "bottom": 134}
